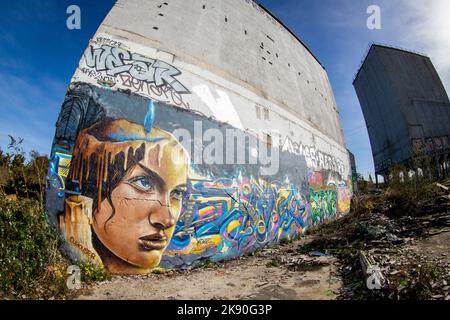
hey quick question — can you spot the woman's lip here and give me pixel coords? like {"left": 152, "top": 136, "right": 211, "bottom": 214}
{"left": 139, "top": 240, "right": 167, "bottom": 251}
{"left": 139, "top": 234, "right": 168, "bottom": 251}
{"left": 139, "top": 234, "right": 167, "bottom": 241}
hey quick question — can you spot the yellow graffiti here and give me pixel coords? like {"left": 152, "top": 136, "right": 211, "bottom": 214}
{"left": 227, "top": 220, "right": 241, "bottom": 233}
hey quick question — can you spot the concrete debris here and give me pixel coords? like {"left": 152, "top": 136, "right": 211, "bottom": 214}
{"left": 359, "top": 251, "right": 387, "bottom": 289}
{"left": 299, "top": 186, "right": 450, "bottom": 300}
{"left": 436, "top": 183, "right": 449, "bottom": 192}
{"left": 308, "top": 251, "right": 328, "bottom": 257}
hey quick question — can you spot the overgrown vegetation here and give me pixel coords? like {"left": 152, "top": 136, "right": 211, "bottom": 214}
{"left": 0, "top": 136, "right": 49, "bottom": 207}
{"left": 79, "top": 261, "right": 111, "bottom": 284}
{"left": 0, "top": 137, "right": 83, "bottom": 299}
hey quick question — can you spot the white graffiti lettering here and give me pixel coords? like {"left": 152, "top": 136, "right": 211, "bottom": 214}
{"left": 83, "top": 44, "right": 189, "bottom": 94}
{"left": 282, "top": 136, "right": 345, "bottom": 175}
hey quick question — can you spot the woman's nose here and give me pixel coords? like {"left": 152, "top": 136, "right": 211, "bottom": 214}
{"left": 149, "top": 200, "right": 175, "bottom": 230}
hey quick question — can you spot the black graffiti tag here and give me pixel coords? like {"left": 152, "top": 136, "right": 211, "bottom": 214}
{"left": 84, "top": 45, "right": 189, "bottom": 94}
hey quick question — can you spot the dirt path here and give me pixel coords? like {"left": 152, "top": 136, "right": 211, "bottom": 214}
{"left": 411, "top": 230, "right": 450, "bottom": 265}
{"left": 77, "top": 211, "right": 450, "bottom": 301}
{"left": 78, "top": 238, "right": 342, "bottom": 300}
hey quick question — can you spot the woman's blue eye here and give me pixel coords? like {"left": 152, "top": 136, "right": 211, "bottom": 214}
{"left": 171, "top": 190, "right": 183, "bottom": 200}
{"left": 129, "top": 176, "right": 154, "bottom": 191}
{"left": 170, "top": 187, "right": 187, "bottom": 200}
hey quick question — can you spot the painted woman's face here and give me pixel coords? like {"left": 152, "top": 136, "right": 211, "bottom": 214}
{"left": 92, "top": 139, "right": 189, "bottom": 270}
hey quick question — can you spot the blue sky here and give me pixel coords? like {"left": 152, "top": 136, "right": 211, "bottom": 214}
{"left": 0, "top": 0, "right": 449, "bottom": 178}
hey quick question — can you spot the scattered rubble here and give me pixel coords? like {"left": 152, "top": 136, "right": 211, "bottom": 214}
{"left": 300, "top": 181, "right": 450, "bottom": 300}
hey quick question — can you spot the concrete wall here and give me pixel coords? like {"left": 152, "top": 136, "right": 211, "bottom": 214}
{"left": 46, "top": 0, "right": 351, "bottom": 274}
{"left": 354, "top": 45, "right": 450, "bottom": 174}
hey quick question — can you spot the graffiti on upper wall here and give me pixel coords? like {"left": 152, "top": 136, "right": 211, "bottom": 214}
{"left": 119, "top": 74, "right": 190, "bottom": 110}
{"left": 282, "top": 136, "right": 345, "bottom": 175}
{"left": 80, "top": 37, "right": 190, "bottom": 96}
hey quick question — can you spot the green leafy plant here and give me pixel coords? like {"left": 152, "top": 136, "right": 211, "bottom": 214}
{"left": 0, "top": 198, "right": 61, "bottom": 295}
{"left": 78, "top": 260, "right": 111, "bottom": 284}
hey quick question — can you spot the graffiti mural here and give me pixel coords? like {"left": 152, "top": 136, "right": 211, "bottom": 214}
{"left": 48, "top": 149, "right": 72, "bottom": 198}
{"left": 308, "top": 171, "right": 323, "bottom": 187}
{"left": 161, "top": 176, "right": 308, "bottom": 268}
{"left": 119, "top": 75, "right": 191, "bottom": 110}
{"left": 309, "top": 188, "right": 337, "bottom": 225}
{"left": 82, "top": 37, "right": 189, "bottom": 94}
{"left": 46, "top": 30, "right": 352, "bottom": 273}
{"left": 412, "top": 135, "right": 450, "bottom": 156}
{"left": 282, "top": 136, "right": 346, "bottom": 175}
{"left": 46, "top": 80, "right": 352, "bottom": 274}
{"left": 58, "top": 117, "right": 190, "bottom": 274}
{"left": 337, "top": 185, "right": 351, "bottom": 214}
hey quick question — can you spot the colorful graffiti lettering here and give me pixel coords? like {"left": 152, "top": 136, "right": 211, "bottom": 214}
{"left": 309, "top": 188, "right": 337, "bottom": 224}
{"left": 48, "top": 150, "right": 72, "bottom": 198}
{"left": 162, "top": 176, "right": 308, "bottom": 268}
{"left": 338, "top": 186, "right": 351, "bottom": 214}
{"left": 308, "top": 171, "right": 323, "bottom": 187}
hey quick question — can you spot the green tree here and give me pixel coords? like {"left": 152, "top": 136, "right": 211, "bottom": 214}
{"left": 7, "top": 136, "right": 29, "bottom": 198}
{"left": 27, "top": 151, "right": 49, "bottom": 208}
{"left": 0, "top": 148, "right": 9, "bottom": 195}
{"left": 356, "top": 173, "right": 368, "bottom": 193}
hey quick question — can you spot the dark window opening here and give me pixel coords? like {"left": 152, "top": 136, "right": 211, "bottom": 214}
{"left": 266, "top": 134, "right": 272, "bottom": 147}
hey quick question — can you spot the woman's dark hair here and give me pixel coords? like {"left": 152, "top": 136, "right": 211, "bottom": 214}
{"left": 69, "top": 118, "right": 147, "bottom": 228}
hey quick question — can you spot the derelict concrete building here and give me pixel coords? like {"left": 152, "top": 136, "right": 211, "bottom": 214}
{"left": 353, "top": 44, "right": 450, "bottom": 181}
{"left": 46, "top": 0, "right": 352, "bottom": 273}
